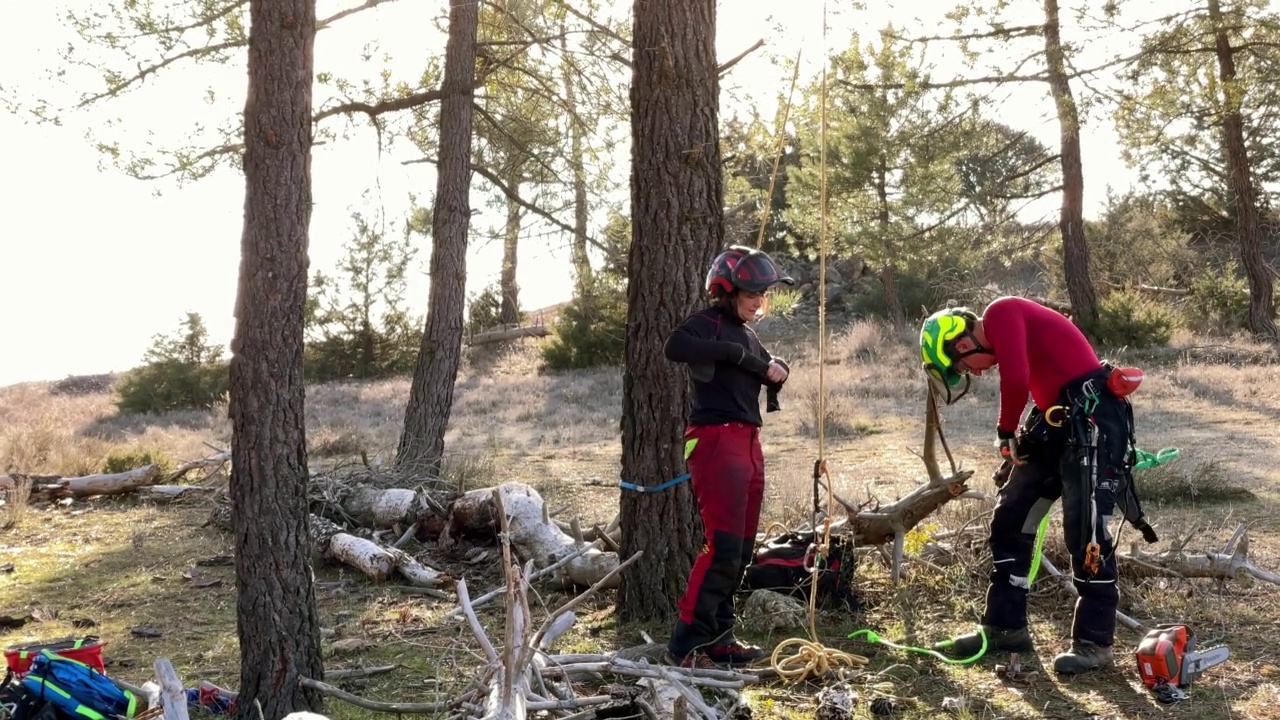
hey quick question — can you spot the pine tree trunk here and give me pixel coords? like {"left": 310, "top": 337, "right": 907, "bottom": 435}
{"left": 229, "top": 0, "right": 324, "bottom": 715}
{"left": 397, "top": 0, "right": 479, "bottom": 473}
{"left": 875, "top": 158, "right": 904, "bottom": 330}
{"left": 1208, "top": 0, "right": 1277, "bottom": 340}
{"left": 618, "top": 0, "right": 720, "bottom": 621}
{"left": 1043, "top": 0, "right": 1100, "bottom": 334}
{"left": 500, "top": 191, "right": 522, "bottom": 325}
{"left": 560, "top": 30, "right": 593, "bottom": 295}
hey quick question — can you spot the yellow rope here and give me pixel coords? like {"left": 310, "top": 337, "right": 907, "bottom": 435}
{"left": 767, "top": 1, "right": 868, "bottom": 683}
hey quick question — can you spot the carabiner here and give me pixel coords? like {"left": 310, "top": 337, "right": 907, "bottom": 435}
{"left": 1045, "top": 405, "right": 1069, "bottom": 427}
{"left": 1084, "top": 542, "right": 1102, "bottom": 575}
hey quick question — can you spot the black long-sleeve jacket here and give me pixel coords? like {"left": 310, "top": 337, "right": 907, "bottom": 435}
{"left": 663, "top": 305, "right": 787, "bottom": 426}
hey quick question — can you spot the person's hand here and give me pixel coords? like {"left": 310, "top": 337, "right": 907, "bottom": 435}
{"left": 994, "top": 430, "right": 1023, "bottom": 465}
{"left": 766, "top": 360, "right": 789, "bottom": 384}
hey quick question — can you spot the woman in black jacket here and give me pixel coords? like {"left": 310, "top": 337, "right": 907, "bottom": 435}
{"left": 664, "top": 245, "right": 793, "bottom": 668}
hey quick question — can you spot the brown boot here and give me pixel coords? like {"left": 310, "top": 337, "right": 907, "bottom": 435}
{"left": 1052, "top": 639, "right": 1114, "bottom": 674}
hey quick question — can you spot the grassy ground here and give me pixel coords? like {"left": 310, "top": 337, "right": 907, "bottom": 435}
{"left": 1, "top": 320, "right": 1278, "bottom": 719}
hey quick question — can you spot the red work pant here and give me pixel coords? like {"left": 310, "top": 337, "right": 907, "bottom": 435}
{"left": 669, "top": 422, "right": 765, "bottom": 657}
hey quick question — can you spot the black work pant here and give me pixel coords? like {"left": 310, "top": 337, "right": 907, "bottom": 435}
{"left": 668, "top": 422, "right": 765, "bottom": 658}
{"left": 983, "top": 389, "right": 1130, "bottom": 648}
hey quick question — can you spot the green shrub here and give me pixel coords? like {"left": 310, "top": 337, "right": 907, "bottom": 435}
{"left": 465, "top": 284, "right": 506, "bottom": 337}
{"left": 1093, "top": 290, "right": 1176, "bottom": 349}
{"left": 540, "top": 279, "right": 627, "bottom": 370}
{"left": 101, "top": 447, "right": 174, "bottom": 476}
{"left": 1186, "top": 262, "right": 1252, "bottom": 333}
{"left": 115, "top": 360, "right": 229, "bottom": 415}
{"left": 116, "top": 313, "right": 230, "bottom": 414}
{"left": 768, "top": 287, "right": 802, "bottom": 318}
{"left": 846, "top": 267, "right": 948, "bottom": 322}
{"left": 303, "top": 313, "right": 419, "bottom": 382}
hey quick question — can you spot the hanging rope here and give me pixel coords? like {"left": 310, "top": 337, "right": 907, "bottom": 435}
{"left": 767, "top": 3, "right": 869, "bottom": 682}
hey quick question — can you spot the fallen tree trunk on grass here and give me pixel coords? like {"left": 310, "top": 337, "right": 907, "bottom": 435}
{"left": 15, "top": 451, "right": 230, "bottom": 503}
{"left": 444, "top": 482, "right": 620, "bottom": 589}
{"left": 309, "top": 513, "right": 449, "bottom": 588}
{"left": 1120, "top": 525, "right": 1280, "bottom": 586}
{"left": 27, "top": 465, "right": 164, "bottom": 501}
{"left": 309, "top": 491, "right": 755, "bottom": 720}
{"left": 465, "top": 324, "right": 551, "bottom": 346}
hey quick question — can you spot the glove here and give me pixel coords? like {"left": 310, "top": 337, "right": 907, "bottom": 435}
{"left": 770, "top": 357, "right": 791, "bottom": 383}
{"left": 766, "top": 386, "right": 781, "bottom": 413}
{"left": 995, "top": 428, "right": 1022, "bottom": 465}
{"left": 992, "top": 459, "right": 1012, "bottom": 489}
{"left": 1133, "top": 518, "right": 1159, "bottom": 544}
{"left": 730, "top": 344, "right": 772, "bottom": 378}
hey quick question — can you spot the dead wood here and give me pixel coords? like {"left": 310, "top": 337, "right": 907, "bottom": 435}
{"left": 26, "top": 465, "right": 164, "bottom": 502}
{"left": 1120, "top": 526, "right": 1279, "bottom": 586}
{"left": 153, "top": 658, "right": 190, "bottom": 720}
{"left": 466, "top": 324, "right": 551, "bottom": 346}
{"left": 445, "top": 482, "right": 619, "bottom": 588}
{"left": 827, "top": 391, "right": 976, "bottom": 583}
{"left": 310, "top": 513, "right": 449, "bottom": 588}
{"left": 162, "top": 452, "right": 231, "bottom": 483}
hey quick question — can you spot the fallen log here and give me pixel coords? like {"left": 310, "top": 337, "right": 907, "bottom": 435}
{"left": 318, "top": 481, "right": 453, "bottom": 537}
{"left": 1120, "top": 526, "right": 1279, "bottom": 586}
{"left": 311, "top": 513, "right": 448, "bottom": 588}
{"left": 445, "top": 483, "right": 619, "bottom": 589}
{"left": 28, "top": 465, "right": 164, "bottom": 502}
{"left": 466, "top": 325, "right": 551, "bottom": 346}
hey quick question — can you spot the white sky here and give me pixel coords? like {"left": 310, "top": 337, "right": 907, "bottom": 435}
{"left": 1, "top": 0, "right": 1154, "bottom": 386}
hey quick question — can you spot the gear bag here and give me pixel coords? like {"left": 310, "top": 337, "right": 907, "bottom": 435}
{"left": 20, "top": 650, "right": 138, "bottom": 720}
{"left": 741, "top": 530, "right": 861, "bottom": 610}
{"left": 4, "top": 638, "right": 104, "bottom": 680}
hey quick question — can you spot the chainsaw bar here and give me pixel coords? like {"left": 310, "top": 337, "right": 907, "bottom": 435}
{"left": 1181, "top": 645, "right": 1230, "bottom": 684}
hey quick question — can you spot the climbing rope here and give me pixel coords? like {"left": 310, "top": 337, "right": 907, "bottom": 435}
{"left": 767, "top": 3, "right": 869, "bottom": 682}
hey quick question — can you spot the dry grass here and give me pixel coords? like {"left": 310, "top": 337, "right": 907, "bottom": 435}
{"left": 1, "top": 320, "right": 1278, "bottom": 720}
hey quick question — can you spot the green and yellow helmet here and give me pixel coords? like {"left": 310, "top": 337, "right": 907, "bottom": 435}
{"left": 920, "top": 307, "right": 979, "bottom": 397}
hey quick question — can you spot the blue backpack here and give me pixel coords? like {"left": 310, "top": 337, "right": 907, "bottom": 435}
{"left": 20, "top": 650, "right": 138, "bottom": 720}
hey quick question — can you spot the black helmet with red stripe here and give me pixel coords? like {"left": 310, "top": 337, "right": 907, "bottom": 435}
{"left": 705, "top": 245, "right": 794, "bottom": 297}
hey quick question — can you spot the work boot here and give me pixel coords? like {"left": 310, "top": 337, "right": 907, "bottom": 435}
{"left": 666, "top": 650, "right": 724, "bottom": 669}
{"left": 707, "top": 639, "right": 768, "bottom": 666}
{"left": 1052, "top": 639, "right": 1114, "bottom": 675}
{"left": 934, "top": 625, "right": 1033, "bottom": 658}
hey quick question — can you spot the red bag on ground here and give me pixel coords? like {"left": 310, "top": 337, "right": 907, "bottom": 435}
{"left": 4, "top": 636, "right": 105, "bottom": 678}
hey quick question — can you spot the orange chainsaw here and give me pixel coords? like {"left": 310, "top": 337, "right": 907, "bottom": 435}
{"left": 1136, "top": 623, "right": 1230, "bottom": 703}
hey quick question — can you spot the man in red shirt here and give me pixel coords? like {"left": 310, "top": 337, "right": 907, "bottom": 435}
{"left": 919, "top": 297, "right": 1158, "bottom": 674}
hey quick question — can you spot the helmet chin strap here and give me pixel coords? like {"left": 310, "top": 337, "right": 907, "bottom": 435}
{"left": 941, "top": 374, "right": 972, "bottom": 406}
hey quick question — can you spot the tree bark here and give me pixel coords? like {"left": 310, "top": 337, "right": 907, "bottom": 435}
{"left": 1042, "top": 0, "right": 1099, "bottom": 335}
{"left": 229, "top": 0, "right": 324, "bottom": 714}
{"left": 1208, "top": 0, "right": 1277, "bottom": 340}
{"left": 618, "top": 0, "right": 721, "bottom": 621}
{"left": 397, "top": 0, "right": 479, "bottom": 473}
{"left": 875, "top": 156, "right": 904, "bottom": 331}
{"left": 560, "top": 29, "right": 593, "bottom": 295}
{"left": 501, "top": 191, "right": 522, "bottom": 325}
